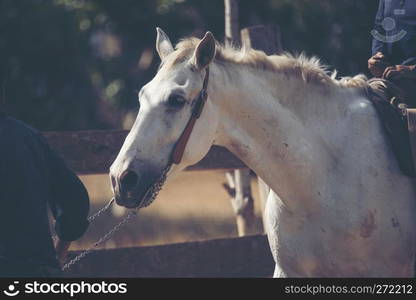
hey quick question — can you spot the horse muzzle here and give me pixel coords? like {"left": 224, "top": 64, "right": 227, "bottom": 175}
{"left": 111, "top": 169, "right": 158, "bottom": 209}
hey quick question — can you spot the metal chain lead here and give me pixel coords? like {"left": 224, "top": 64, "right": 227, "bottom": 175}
{"left": 61, "top": 164, "right": 172, "bottom": 271}
{"left": 139, "top": 164, "right": 171, "bottom": 208}
{"left": 87, "top": 197, "right": 115, "bottom": 223}
{"left": 62, "top": 209, "right": 137, "bottom": 270}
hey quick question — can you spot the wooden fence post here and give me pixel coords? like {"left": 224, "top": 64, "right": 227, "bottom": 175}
{"left": 224, "top": 0, "right": 240, "bottom": 45}
{"left": 240, "top": 25, "right": 283, "bottom": 55}
{"left": 240, "top": 25, "right": 283, "bottom": 233}
{"left": 223, "top": 0, "right": 255, "bottom": 237}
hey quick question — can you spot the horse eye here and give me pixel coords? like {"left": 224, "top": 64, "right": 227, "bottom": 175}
{"left": 167, "top": 95, "right": 186, "bottom": 109}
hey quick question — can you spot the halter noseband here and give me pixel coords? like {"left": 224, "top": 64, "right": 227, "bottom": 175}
{"left": 171, "top": 67, "right": 210, "bottom": 164}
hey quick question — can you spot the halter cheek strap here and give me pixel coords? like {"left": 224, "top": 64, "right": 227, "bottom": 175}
{"left": 171, "top": 68, "right": 210, "bottom": 164}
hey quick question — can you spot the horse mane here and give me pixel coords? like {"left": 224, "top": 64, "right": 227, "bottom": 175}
{"left": 170, "top": 37, "right": 368, "bottom": 91}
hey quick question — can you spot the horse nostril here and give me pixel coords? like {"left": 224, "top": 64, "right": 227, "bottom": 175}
{"left": 120, "top": 170, "right": 138, "bottom": 191}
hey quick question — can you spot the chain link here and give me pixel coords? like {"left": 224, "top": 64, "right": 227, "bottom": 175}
{"left": 62, "top": 209, "right": 137, "bottom": 270}
{"left": 87, "top": 197, "right": 115, "bottom": 223}
{"left": 139, "top": 164, "right": 171, "bottom": 208}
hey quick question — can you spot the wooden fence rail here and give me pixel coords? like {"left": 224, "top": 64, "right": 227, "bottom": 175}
{"left": 44, "top": 130, "right": 246, "bottom": 174}
{"left": 65, "top": 235, "right": 273, "bottom": 277}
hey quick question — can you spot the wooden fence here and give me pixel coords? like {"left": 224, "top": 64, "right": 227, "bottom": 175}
{"left": 66, "top": 235, "right": 273, "bottom": 277}
{"left": 44, "top": 129, "right": 273, "bottom": 277}
{"left": 44, "top": 130, "right": 245, "bottom": 174}
{"left": 44, "top": 129, "right": 274, "bottom": 277}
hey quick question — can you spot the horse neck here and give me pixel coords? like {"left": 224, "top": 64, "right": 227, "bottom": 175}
{"left": 209, "top": 63, "right": 353, "bottom": 212}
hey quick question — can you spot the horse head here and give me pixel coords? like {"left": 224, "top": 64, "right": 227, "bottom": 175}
{"left": 110, "top": 28, "right": 219, "bottom": 208}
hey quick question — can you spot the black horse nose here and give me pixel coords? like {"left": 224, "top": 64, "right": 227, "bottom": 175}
{"left": 120, "top": 170, "right": 138, "bottom": 192}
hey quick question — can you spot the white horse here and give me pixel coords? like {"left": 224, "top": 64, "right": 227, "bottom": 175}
{"left": 110, "top": 28, "right": 416, "bottom": 277}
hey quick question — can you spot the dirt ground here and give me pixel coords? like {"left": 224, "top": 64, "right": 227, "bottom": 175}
{"left": 70, "top": 170, "right": 265, "bottom": 250}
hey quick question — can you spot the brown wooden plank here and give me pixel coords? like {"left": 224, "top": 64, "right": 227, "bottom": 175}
{"left": 64, "top": 235, "right": 273, "bottom": 277}
{"left": 43, "top": 130, "right": 246, "bottom": 174}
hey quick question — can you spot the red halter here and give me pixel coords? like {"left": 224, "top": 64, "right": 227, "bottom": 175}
{"left": 171, "top": 68, "right": 210, "bottom": 164}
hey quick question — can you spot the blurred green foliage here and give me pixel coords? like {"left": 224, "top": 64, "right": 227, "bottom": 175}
{"left": 0, "top": 0, "right": 379, "bottom": 130}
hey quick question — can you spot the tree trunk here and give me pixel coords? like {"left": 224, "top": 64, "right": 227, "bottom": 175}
{"left": 224, "top": 0, "right": 240, "bottom": 45}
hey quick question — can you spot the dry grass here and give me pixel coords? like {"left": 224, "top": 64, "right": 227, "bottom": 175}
{"left": 70, "top": 170, "right": 264, "bottom": 250}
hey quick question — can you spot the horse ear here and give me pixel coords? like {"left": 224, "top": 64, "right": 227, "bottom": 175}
{"left": 156, "top": 27, "right": 174, "bottom": 60}
{"left": 192, "top": 31, "right": 216, "bottom": 70}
